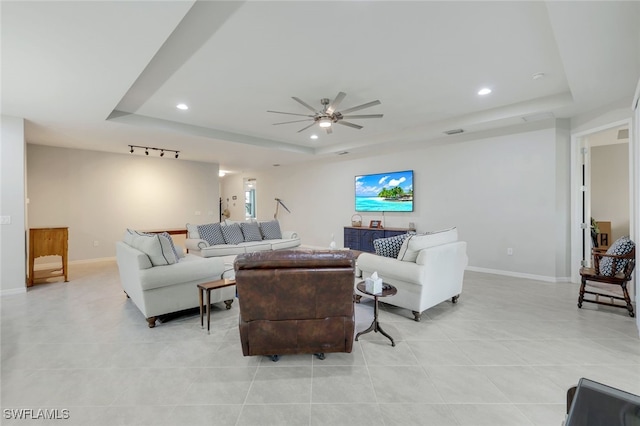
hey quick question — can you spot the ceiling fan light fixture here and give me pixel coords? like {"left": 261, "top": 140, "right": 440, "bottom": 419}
{"left": 318, "top": 117, "right": 332, "bottom": 128}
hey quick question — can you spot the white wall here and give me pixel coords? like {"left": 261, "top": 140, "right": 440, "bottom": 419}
{"left": 222, "top": 120, "right": 571, "bottom": 281}
{"left": 0, "top": 116, "right": 27, "bottom": 295}
{"left": 591, "top": 143, "right": 630, "bottom": 242}
{"left": 27, "top": 144, "right": 220, "bottom": 261}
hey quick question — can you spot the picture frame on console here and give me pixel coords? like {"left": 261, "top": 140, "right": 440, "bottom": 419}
{"left": 369, "top": 220, "right": 382, "bottom": 229}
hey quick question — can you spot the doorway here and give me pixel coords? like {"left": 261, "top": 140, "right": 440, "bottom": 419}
{"left": 571, "top": 120, "right": 634, "bottom": 285}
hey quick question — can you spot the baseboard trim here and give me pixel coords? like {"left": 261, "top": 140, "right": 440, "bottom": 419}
{"left": 1, "top": 287, "right": 27, "bottom": 297}
{"left": 466, "top": 266, "right": 571, "bottom": 283}
{"left": 33, "top": 257, "right": 116, "bottom": 270}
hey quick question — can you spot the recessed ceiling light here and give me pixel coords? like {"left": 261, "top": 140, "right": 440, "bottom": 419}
{"left": 176, "top": 103, "right": 189, "bottom": 110}
{"left": 532, "top": 72, "right": 545, "bottom": 80}
{"left": 310, "top": 134, "right": 318, "bottom": 140}
{"left": 478, "top": 88, "right": 492, "bottom": 96}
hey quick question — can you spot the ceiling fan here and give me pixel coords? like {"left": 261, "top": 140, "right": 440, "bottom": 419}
{"left": 267, "top": 92, "right": 383, "bottom": 134}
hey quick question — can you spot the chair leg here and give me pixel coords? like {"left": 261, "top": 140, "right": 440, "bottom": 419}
{"left": 412, "top": 311, "right": 421, "bottom": 322}
{"left": 622, "top": 285, "right": 636, "bottom": 317}
{"left": 578, "top": 278, "right": 586, "bottom": 308}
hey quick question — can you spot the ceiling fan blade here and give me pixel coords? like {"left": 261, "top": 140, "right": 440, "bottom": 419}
{"left": 337, "top": 121, "right": 363, "bottom": 130}
{"left": 326, "top": 92, "right": 346, "bottom": 114}
{"left": 341, "top": 114, "right": 384, "bottom": 119}
{"left": 296, "top": 122, "right": 317, "bottom": 133}
{"left": 292, "top": 97, "right": 318, "bottom": 113}
{"left": 273, "top": 119, "right": 314, "bottom": 125}
{"left": 267, "top": 110, "right": 314, "bottom": 117}
{"left": 339, "top": 100, "right": 381, "bottom": 115}
{"left": 325, "top": 126, "right": 333, "bottom": 134}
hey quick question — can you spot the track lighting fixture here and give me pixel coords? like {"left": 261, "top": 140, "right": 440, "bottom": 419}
{"left": 127, "top": 145, "right": 180, "bottom": 159}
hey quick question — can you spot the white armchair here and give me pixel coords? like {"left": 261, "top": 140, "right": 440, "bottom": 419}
{"left": 356, "top": 227, "right": 468, "bottom": 321}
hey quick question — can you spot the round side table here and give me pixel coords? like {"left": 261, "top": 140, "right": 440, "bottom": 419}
{"left": 355, "top": 281, "right": 397, "bottom": 346}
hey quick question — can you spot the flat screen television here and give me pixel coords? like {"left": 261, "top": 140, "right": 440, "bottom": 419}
{"left": 355, "top": 170, "right": 413, "bottom": 212}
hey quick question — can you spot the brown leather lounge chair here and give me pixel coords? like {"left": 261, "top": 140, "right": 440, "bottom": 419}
{"left": 234, "top": 249, "right": 356, "bottom": 362}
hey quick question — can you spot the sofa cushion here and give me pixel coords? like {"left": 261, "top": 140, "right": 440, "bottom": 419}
{"left": 373, "top": 233, "right": 412, "bottom": 258}
{"left": 186, "top": 223, "right": 200, "bottom": 239}
{"left": 127, "top": 230, "right": 178, "bottom": 266}
{"left": 138, "top": 254, "right": 225, "bottom": 291}
{"left": 202, "top": 244, "right": 247, "bottom": 257}
{"left": 221, "top": 222, "right": 244, "bottom": 244}
{"left": 398, "top": 227, "right": 458, "bottom": 262}
{"left": 269, "top": 238, "right": 302, "bottom": 251}
{"left": 600, "top": 236, "right": 635, "bottom": 275}
{"left": 260, "top": 220, "right": 282, "bottom": 239}
{"left": 198, "top": 222, "right": 226, "bottom": 245}
{"left": 240, "top": 241, "right": 273, "bottom": 253}
{"left": 241, "top": 222, "right": 263, "bottom": 242}
{"left": 160, "top": 232, "right": 184, "bottom": 259}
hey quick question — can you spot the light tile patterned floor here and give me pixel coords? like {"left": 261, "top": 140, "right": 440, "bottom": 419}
{"left": 1, "top": 261, "right": 638, "bottom": 425}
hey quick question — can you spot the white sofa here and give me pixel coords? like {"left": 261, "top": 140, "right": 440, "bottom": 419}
{"left": 116, "top": 240, "right": 236, "bottom": 328}
{"left": 356, "top": 227, "right": 468, "bottom": 321}
{"left": 184, "top": 220, "right": 301, "bottom": 258}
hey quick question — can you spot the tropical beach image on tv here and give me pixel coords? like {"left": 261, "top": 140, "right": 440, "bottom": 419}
{"left": 355, "top": 170, "right": 414, "bottom": 212}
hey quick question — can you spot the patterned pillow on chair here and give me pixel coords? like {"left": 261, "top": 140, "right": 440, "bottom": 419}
{"left": 599, "top": 236, "right": 635, "bottom": 276}
{"left": 373, "top": 233, "right": 413, "bottom": 258}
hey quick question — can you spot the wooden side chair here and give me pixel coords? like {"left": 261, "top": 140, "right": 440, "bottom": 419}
{"left": 578, "top": 246, "right": 636, "bottom": 317}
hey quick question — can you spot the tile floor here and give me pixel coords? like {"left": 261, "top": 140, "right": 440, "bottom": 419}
{"left": 1, "top": 261, "right": 639, "bottom": 425}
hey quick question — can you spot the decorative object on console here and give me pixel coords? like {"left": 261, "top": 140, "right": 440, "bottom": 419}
{"left": 351, "top": 214, "right": 362, "bottom": 227}
{"left": 355, "top": 170, "right": 413, "bottom": 212}
{"left": 369, "top": 220, "right": 382, "bottom": 229}
{"left": 329, "top": 234, "right": 337, "bottom": 249}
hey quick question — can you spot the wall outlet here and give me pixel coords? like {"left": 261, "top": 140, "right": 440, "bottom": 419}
{"left": 507, "top": 248, "right": 513, "bottom": 256}
{"left": 0, "top": 216, "right": 10, "bottom": 225}
{"left": 93, "top": 240, "right": 99, "bottom": 247}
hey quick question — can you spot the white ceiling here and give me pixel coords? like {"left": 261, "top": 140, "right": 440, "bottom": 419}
{"left": 2, "top": 1, "right": 639, "bottom": 173}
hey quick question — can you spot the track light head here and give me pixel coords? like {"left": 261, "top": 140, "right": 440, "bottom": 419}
{"left": 160, "top": 150, "right": 164, "bottom": 157}
{"left": 129, "top": 146, "right": 134, "bottom": 154}
{"left": 145, "top": 149, "right": 149, "bottom": 155}
{"left": 175, "top": 152, "right": 179, "bottom": 159}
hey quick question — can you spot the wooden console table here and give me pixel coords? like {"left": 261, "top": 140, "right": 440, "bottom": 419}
{"left": 28, "top": 227, "right": 68, "bottom": 287}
